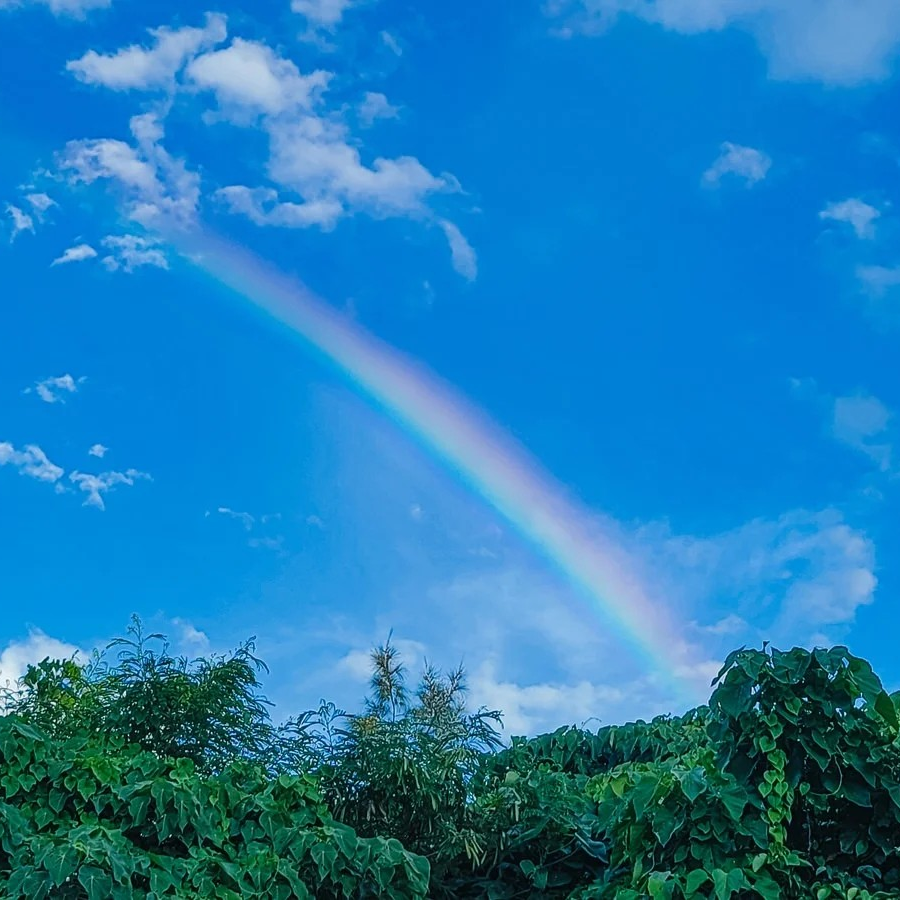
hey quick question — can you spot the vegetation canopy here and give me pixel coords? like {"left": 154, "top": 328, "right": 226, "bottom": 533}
{"left": 2, "top": 619, "right": 900, "bottom": 898}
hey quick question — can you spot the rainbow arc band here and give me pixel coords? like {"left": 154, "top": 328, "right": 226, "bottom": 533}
{"left": 179, "top": 230, "right": 701, "bottom": 702}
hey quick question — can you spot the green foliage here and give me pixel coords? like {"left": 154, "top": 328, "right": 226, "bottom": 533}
{"left": 582, "top": 645, "right": 900, "bottom": 899}
{"left": 5, "top": 617, "right": 293, "bottom": 775}
{"left": 0, "top": 717, "right": 429, "bottom": 898}
{"left": 307, "top": 644, "right": 502, "bottom": 865}
{"left": 7, "top": 621, "right": 900, "bottom": 899}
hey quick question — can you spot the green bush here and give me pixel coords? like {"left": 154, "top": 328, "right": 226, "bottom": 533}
{"left": 0, "top": 717, "right": 429, "bottom": 898}
{"left": 5, "top": 622, "right": 900, "bottom": 899}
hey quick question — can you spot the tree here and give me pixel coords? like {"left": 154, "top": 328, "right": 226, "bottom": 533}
{"left": 308, "top": 640, "right": 503, "bottom": 871}
{"left": 3, "top": 616, "right": 298, "bottom": 775}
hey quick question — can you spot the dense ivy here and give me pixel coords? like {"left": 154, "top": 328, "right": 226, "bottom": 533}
{"left": 5, "top": 624, "right": 900, "bottom": 898}
{"left": 581, "top": 646, "right": 900, "bottom": 899}
{"left": 0, "top": 718, "right": 428, "bottom": 898}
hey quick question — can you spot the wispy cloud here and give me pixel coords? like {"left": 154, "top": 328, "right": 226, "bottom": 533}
{"left": 215, "top": 506, "right": 256, "bottom": 531}
{"left": 59, "top": 112, "right": 199, "bottom": 229}
{"left": 69, "top": 468, "right": 151, "bottom": 510}
{"left": 438, "top": 219, "right": 478, "bottom": 282}
{"left": 793, "top": 377, "right": 895, "bottom": 474}
{"left": 639, "top": 508, "right": 878, "bottom": 647}
{"left": 215, "top": 186, "right": 342, "bottom": 230}
{"left": 820, "top": 198, "right": 880, "bottom": 239}
{"left": 88, "top": 443, "right": 108, "bottom": 458}
{"left": 2, "top": 439, "right": 148, "bottom": 510}
{"left": 380, "top": 30, "right": 402, "bottom": 56}
{"left": 26, "top": 373, "right": 86, "bottom": 404}
{"left": 210, "top": 507, "right": 284, "bottom": 550}
{"left": 857, "top": 264, "right": 900, "bottom": 297}
{"left": 832, "top": 393, "right": 894, "bottom": 472}
{"left": 51, "top": 243, "right": 97, "bottom": 266}
{"left": 248, "top": 535, "right": 284, "bottom": 551}
{"left": 6, "top": 204, "right": 34, "bottom": 240}
{"left": 102, "top": 234, "right": 168, "bottom": 272}
{"left": 25, "top": 192, "right": 56, "bottom": 214}
{"left": 291, "top": 0, "right": 356, "bottom": 31}
{"left": 357, "top": 91, "right": 400, "bottom": 127}
{"left": 171, "top": 617, "right": 211, "bottom": 652}
{"left": 0, "top": 442, "right": 64, "bottom": 484}
{"left": 549, "top": 0, "right": 900, "bottom": 85}
{"left": 0, "top": 0, "right": 111, "bottom": 18}
{"left": 702, "top": 142, "right": 771, "bottom": 187}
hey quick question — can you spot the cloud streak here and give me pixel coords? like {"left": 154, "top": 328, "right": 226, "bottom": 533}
{"left": 550, "top": 0, "right": 900, "bottom": 85}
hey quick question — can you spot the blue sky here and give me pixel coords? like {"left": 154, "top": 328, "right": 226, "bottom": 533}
{"left": 2, "top": 0, "right": 900, "bottom": 734}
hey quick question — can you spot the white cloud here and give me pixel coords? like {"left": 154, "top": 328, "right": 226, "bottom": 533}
{"left": 69, "top": 467, "right": 151, "bottom": 510}
{"left": 6, "top": 204, "right": 34, "bottom": 240}
{"left": 187, "top": 39, "right": 330, "bottom": 116}
{"left": 0, "top": 0, "right": 110, "bottom": 18}
{"left": 793, "top": 378, "right": 895, "bottom": 473}
{"left": 1, "top": 442, "right": 148, "bottom": 509}
{"left": 88, "top": 443, "right": 108, "bottom": 458}
{"left": 248, "top": 535, "right": 284, "bottom": 551}
{"left": 550, "top": 0, "right": 900, "bottom": 85}
{"left": 358, "top": 91, "right": 400, "bottom": 127}
{"left": 380, "top": 30, "right": 402, "bottom": 56}
{"left": 857, "top": 264, "right": 900, "bottom": 296}
{"left": 187, "top": 38, "right": 455, "bottom": 235}
{"left": 438, "top": 219, "right": 478, "bottom": 281}
{"left": 0, "top": 631, "right": 81, "bottom": 690}
{"left": 51, "top": 243, "right": 97, "bottom": 266}
{"left": 695, "top": 613, "right": 749, "bottom": 636}
{"left": 820, "top": 198, "right": 880, "bottom": 239}
{"left": 217, "top": 506, "right": 256, "bottom": 530}
{"left": 0, "top": 442, "right": 64, "bottom": 484}
{"left": 25, "top": 192, "right": 56, "bottom": 214}
{"left": 67, "top": 13, "right": 226, "bottom": 90}
{"left": 27, "top": 373, "right": 85, "bottom": 403}
{"left": 215, "top": 186, "right": 342, "bottom": 229}
{"left": 832, "top": 392, "right": 894, "bottom": 471}
{"left": 702, "top": 142, "right": 771, "bottom": 187}
{"left": 642, "top": 508, "right": 878, "bottom": 645}
{"left": 325, "top": 605, "right": 675, "bottom": 734}
{"left": 59, "top": 112, "right": 199, "bottom": 227}
{"left": 268, "top": 116, "right": 449, "bottom": 218}
{"left": 172, "top": 618, "right": 211, "bottom": 651}
{"left": 57, "top": 30, "right": 470, "bottom": 277}
{"left": 426, "top": 567, "right": 622, "bottom": 689}
{"left": 470, "top": 659, "right": 630, "bottom": 734}
{"left": 291, "top": 0, "right": 354, "bottom": 30}
{"left": 101, "top": 234, "right": 168, "bottom": 272}
{"left": 214, "top": 507, "right": 283, "bottom": 549}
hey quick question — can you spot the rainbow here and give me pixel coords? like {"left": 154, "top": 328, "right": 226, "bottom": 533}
{"left": 178, "top": 231, "right": 701, "bottom": 700}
